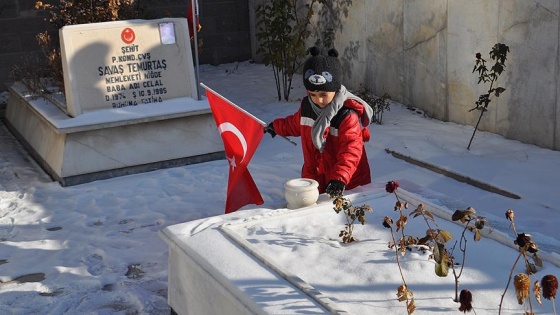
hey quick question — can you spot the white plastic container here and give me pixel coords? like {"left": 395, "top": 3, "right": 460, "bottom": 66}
{"left": 284, "top": 178, "right": 320, "bottom": 209}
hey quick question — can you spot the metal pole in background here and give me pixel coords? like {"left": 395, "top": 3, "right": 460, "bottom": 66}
{"left": 191, "top": 0, "right": 201, "bottom": 100}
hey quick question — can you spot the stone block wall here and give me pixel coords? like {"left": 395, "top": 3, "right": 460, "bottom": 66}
{"left": 0, "top": 0, "right": 54, "bottom": 91}
{"left": 0, "top": 0, "right": 252, "bottom": 91}
{"left": 197, "top": 0, "right": 251, "bottom": 65}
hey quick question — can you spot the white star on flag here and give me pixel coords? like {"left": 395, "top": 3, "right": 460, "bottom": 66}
{"left": 227, "top": 155, "right": 237, "bottom": 171}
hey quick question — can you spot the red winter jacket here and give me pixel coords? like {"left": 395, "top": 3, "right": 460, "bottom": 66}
{"left": 272, "top": 97, "right": 371, "bottom": 193}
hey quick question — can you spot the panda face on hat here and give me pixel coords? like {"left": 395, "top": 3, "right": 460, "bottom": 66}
{"left": 304, "top": 69, "right": 333, "bottom": 86}
{"left": 303, "top": 47, "right": 342, "bottom": 92}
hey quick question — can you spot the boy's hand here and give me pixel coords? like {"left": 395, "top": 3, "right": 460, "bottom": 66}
{"left": 264, "top": 122, "right": 276, "bottom": 138}
{"left": 326, "top": 180, "right": 345, "bottom": 197}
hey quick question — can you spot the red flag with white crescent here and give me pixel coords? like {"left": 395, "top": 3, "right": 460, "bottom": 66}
{"left": 205, "top": 86, "right": 264, "bottom": 213}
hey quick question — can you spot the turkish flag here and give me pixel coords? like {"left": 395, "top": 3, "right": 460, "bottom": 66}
{"left": 204, "top": 85, "right": 265, "bottom": 213}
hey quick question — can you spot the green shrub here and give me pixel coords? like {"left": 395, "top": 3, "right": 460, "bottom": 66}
{"left": 256, "top": 0, "right": 323, "bottom": 101}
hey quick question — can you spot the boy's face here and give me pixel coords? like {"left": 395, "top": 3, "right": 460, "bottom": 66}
{"left": 308, "top": 90, "right": 336, "bottom": 108}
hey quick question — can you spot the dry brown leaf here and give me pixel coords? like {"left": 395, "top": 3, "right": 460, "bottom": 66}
{"left": 383, "top": 216, "right": 393, "bottom": 229}
{"left": 437, "top": 230, "right": 453, "bottom": 243}
{"left": 407, "top": 298, "right": 416, "bottom": 314}
{"left": 396, "top": 285, "right": 409, "bottom": 302}
{"left": 474, "top": 229, "right": 482, "bottom": 242}
{"left": 396, "top": 215, "right": 408, "bottom": 232}
{"left": 533, "top": 280, "right": 542, "bottom": 305}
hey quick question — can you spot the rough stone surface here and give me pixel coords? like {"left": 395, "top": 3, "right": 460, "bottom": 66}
{"left": 317, "top": 0, "right": 560, "bottom": 150}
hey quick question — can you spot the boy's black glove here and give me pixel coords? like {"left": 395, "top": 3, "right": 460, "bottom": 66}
{"left": 264, "top": 122, "right": 276, "bottom": 138}
{"left": 325, "top": 180, "right": 345, "bottom": 197}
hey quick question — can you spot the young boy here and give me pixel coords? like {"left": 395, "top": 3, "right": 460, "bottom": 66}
{"left": 265, "top": 47, "right": 372, "bottom": 196}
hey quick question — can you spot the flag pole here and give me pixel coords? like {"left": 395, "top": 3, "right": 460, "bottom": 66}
{"left": 191, "top": 0, "right": 201, "bottom": 100}
{"left": 200, "top": 83, "right": 297, "bottom": 146}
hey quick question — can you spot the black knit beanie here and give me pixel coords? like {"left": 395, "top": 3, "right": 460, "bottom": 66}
{"left": 302, "top": 47, "right": 342, "bottom": 92}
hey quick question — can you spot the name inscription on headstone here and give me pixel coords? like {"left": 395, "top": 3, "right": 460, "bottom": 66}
{"left": 60, "top": 18, "right": 197, "bottom": 117}
{"left": 99, "top": 38, "right": 168, "bottom": 108}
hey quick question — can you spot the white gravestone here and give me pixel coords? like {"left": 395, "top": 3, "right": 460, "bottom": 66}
{"left": 60, "top": 18, "right": 198, "bottom": 117}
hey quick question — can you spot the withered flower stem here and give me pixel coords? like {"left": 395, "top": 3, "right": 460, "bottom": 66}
{"left": 499, "top": 208, "right": 536, "bottom": 314}
{"left": 388, "top": 225, "right": 408, "bottom": 289}
{"left": 499, "top": 253, "right": 523, "bottom": 314}
{"left": 506, "top": 209, "right": 519, "bottom": 236}
{"left": 387, "top": 224, "right": 414, "bottom": 313}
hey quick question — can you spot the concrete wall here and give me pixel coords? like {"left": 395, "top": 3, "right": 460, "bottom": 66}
{"left": 250, "top": 0, "right": 558, "bottom": 150}
{"left": 0, "top": 0, "right": 252, "bottom": 91}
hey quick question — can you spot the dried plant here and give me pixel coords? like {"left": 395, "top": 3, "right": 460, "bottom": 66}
{"left": 10, "top": 53, "right": 51, "bottom": 95}
{"left": 385, "top": 181, "right": 414, "bottom": 257}
{"left": 380, "top": 183, "right": 555, "bottom": 313}
{"left": 534, "top": 280, "right": 543, "bottom": 306}
{"left": 467, "top": 43, "right": 509, "bottom": 150}
{"left": 542, "top": 275, "right": 558, "bottom": 300}
{"left": 383, "top": 215, "right": 416, "bottom": 314}
{"left": 458, "top": 289, "right": 473, "bottom": 313}
{"left": 353, "top": 84, "right": 391, "bottom": 125}
{"left": 514, "top": 273, "right": 531, "bottom": 305}
{"left": 499, "top": 209, "right": 544, "bottom": 314}
{"left": 35, "top": 31, "right": 63, "bottom": 93}
{"left": 332, "top": 196, "right": 372, "bottom": 244}
{"left": 448, "top": 207, "right": 488, "bottom": 302}
{"left": 542, "top": 274, "right": 558, "bottom": 314}
{"left": 382, "top": 181, "right": 416, "bottom": 314}
{"left": 383, "top": 180, "right": 488, "bottom": 310}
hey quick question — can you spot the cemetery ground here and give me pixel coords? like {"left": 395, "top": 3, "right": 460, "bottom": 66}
{"left": 0, "top": 61, "right": 559, "bottom": 314}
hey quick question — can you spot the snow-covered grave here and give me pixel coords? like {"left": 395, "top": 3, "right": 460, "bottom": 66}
{"left": 160, "top": 184, "right": 560, "bottom": 315}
